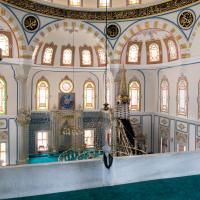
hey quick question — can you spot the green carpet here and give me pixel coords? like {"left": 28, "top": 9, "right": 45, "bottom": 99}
{"left": 11, "top": 175, "right": 200, "bottom": 200}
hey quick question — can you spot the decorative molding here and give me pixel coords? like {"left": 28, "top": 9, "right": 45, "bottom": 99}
{"left": 0, "top": 131, "right": 8, "bottom": 140}
{"left": 130, "top": 116, "right": 140, "bottom": 124}
{"left": 159, "top": 117, "right": 169, "bottom": 127}
{"left": 176, "top": 121, "right": 188, "bottom": 132}
{"left": 0, "top": 119, "right": 7, "bottom": 129}
{"left": 1, "top": 0, "right": 199, "bottom": 20}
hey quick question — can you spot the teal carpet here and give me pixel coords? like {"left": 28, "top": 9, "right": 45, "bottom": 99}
{"left": 11, "top": 175, "right": 200, "bottom": 200}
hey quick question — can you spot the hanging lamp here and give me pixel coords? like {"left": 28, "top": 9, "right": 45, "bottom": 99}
{"left": 103, "top": 0, "right": 109, "bottom": 111}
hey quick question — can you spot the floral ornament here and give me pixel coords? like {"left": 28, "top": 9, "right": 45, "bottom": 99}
{"left": 16, "top": 108, "right": 31, "bottom": 126}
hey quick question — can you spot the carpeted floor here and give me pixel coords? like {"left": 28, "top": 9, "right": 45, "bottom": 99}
{"left": 11, "top": 175, "right": 200, "bottom": 200}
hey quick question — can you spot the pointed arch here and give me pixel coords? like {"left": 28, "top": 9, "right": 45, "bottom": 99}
{"left": 176, "top": 75, "right": 188, "bottom": 116}
{"left": 129, "top": 79, "right": 141, "bottom": 111}
{"left": 160, "top": 76, "right": 169, "bottom": 113}
{"left": 84, "top": 80, "right": 96, "bottom": 110}
{"left": 0, "top": 76, "right": 7, "bottom": 115}
{"left": 115, "top": 19, "right": 188, "bottom": 63}
{"left": 36, "top": 77, "right": 50, "bottom": 111}
{"left": 0, "top": 7, "right": 27, "bottom": 58}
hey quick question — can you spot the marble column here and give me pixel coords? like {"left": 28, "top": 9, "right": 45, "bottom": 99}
{"left": 15, "top": 74, "right": 30, "bottom": 164}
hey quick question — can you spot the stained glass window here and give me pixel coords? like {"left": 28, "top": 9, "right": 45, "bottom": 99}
{"left": 0, "top": 143, "right": 6, "bottom": 166}
{"left": 63, "top": 48, "right": 72, "bottom": 65}
{"left": 36, "top": 79, "right": 49, "bottom": 110}
{"left": 37, "top": 131, "right": 48, "bottom": 151}
{"left": 177, "top": 76, "right": 188, "bottom": 116}
{"left": 97, "top": 47, "right": 106, "bottom": 66}
{"left": 84, "top": 130, "right": 94, "bottom": 148}
{"left": 160, "top": 78, "right": 169, "bottom": 113}
{"left": 69, "top": 0, "right": 81, "bottom": 7}
{"left": 167, "top": 40, "right": 178, "bottom": 61}
{"left": 198, "top": 81, "right": 200, "bottom": 119}
{"left": 0, "top": 77, "right": 6, "bottom": 115}
{"left": 82, "top": 49, "right": 92, "bottom": 66}
{"left": 0, "top": 34, "right": 9, "bottom": 57}
{"left": 98, "top": 0, "right": 111, "bottom": 7}
{"left": 128, "top": 43, "right": 139, "bottom": 63}
{"left": 127, "top": 0, "right": 140, "bottom": 5}
{"left": 129, "top": 81, "right": 140, "bottom": 111}
{"left": 32, "top": 44, "right": 40, "bottom": 63}
{"left": 84, "top": 81, "right": 95, "bottom": 109}
{"left": 149, "top": 42, "right": 160, "bottom": 62}
{"left": 43, "top": 47, "right": 53, "bottom": 64}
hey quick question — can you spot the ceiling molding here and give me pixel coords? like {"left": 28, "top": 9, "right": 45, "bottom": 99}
{"left": 0, "top": 0, "right": 200, "bottom": 20}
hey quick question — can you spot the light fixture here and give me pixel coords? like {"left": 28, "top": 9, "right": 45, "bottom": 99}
{"left": 103, "top": 0, "right": 109, "bottom": 111}
{"left": 0, "top": 48, "right": 2, "bottom": 61}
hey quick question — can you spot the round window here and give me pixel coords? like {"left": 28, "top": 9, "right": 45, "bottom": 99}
{"left": 60, "top": 79, "right": 73, "bottom": 93}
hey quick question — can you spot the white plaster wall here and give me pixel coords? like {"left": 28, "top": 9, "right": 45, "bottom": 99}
{"left": 170, "top": 119, "right": 175, "bottom": 152}
{"left": 153, "top": 115, "right": 159, "bottom": 152}
{"left": 0, "top": 64, "right": 17, "bottom": 115}
{"left": 159, "top": 63, "right": 200, "bottom": 121}
{"left": 8, "top": 119, "right": 17, "bottom": 165}
{"left": 142, "top": 115, "right": 152, "bottom": 152}
{"left": 143, "top": 70, "right": 157, "bottom": 113}
{"left": 1, "top": 151, "right": 200, "bottom": 199}
{"left": 189, "top": 124, "right": 196, "bottom": 151}
{"left": 27, "top": 68, "right": 104, "bottom": 111}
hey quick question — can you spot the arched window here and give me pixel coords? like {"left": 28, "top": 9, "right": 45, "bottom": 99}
{"left": 84, "top": 81, "right": 95, "bottom": 109}
{"left": 129, "top": 80, "right": 141, "bottom": 111}
{"left": 0, "top": 32, "right": 12, "bottom": 58}
{"left": 177, "top": 76, "right": 188, "bottom": 116}
{"left": 160, "top": 77, "right": 169, "bottom": 113}
{"left": 61, "top": 45, "right": 74, "bottom": 66}
{"left": 80, "top": 46, "right": 93, "bottom": 67}
{"left": 98, "top": 0, "right": 111, "bottom": 8}
{"left": 0, "top": 77, "right": 6, "bottom": 115}
{"left": 68, "top": 0, "right": 82, "bottom": 7}
{"left": 127, "top": 42, "right": 142, "bottom": 64}
{"left": 42, "top": 43, "right": 57, "bottom": 65}
{"left": 36, "top": 78, "right": 49, "bottom": 111}
{"left": 95, "top": 47, "right": 106, "bottom": 66}
{"left": 32, "top": 43, "right": 42, "bottom": 64}
{"left": 165, "top": 38, "right": 178, "bottom": 61}
{"left": 146, "top": 41, "right": 162, "bottom": 64}
{"left": 127, "top": 0, "right": 141, "bottom": 5}
{"left": 198, "top": 81, "right": 200, "bottom": 119}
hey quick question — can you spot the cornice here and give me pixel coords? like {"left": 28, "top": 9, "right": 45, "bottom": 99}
{"left": 0, "top": 0, "right": 200, "bottom": 20}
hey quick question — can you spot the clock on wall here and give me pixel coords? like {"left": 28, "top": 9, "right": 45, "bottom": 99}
{"left": 59, "top": 78, "right": 74, "bottom": 93}
{"left": 178, "top": 10, "right": 195, "bottom": 29}
{"left": 23, "top": 15, "right": 40, "bottom": 32}
{"left": 105, "top": 23, "right": 121, "bottom": 39}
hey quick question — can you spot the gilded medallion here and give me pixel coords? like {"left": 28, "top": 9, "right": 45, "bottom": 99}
{"left": 23, "top": 15, "right": 40, "bottom": 32}
{"left": 178, "top": 10, "right": 195, "bottom": 29}
{"left": 106, "top": 24, "right": 120, "bottom": 39}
